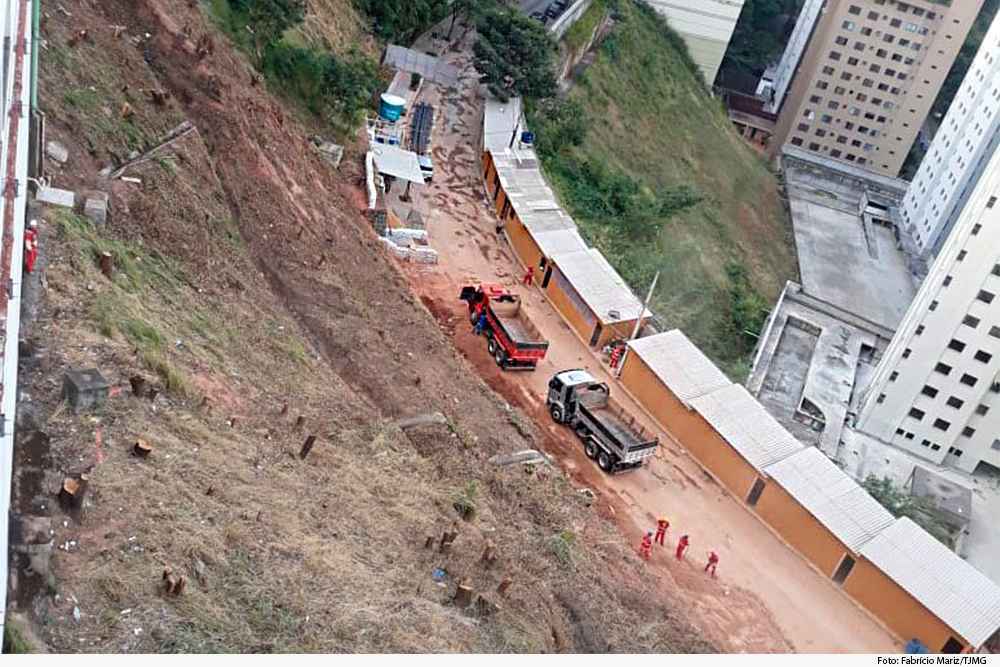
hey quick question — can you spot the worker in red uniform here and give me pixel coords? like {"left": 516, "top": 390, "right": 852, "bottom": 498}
{"left": 639, "top": 531, "right": 653, "bottom": 560}
{"left": 675, "top": 534, "right": 690, "bottom": 561}
{"left": 609, "top": 344, "right": 624, "bottom": 370}
{"left": 23, "top": 220, "right": 38, "bottom": 274}
{"left": 704, "top": 551, "right": 719, "bottom": 577}
{"left": 522, "top": 266, "right": 534, "bottom": 286}
{"left": 654, "top": 517, "right": 669, "bottom": 546}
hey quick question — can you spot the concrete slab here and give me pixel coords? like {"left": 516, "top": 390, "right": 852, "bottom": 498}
{"left": 45, "top": 141, "right": 68, "bottom": 164}
{"left": 785, "top": 168, "right": 916, "bottom": 330}
{"left": 35, "top": 187, "right": 75, "bottom": 209}
{"left": 62, "top": 368, "right": 109, "bottom": 413}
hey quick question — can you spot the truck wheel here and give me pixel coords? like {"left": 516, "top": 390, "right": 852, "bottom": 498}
{"left": 494, "top": 347, "right": 507, "bottom": 368}
{"left": 597, "top": 451, "right": 613, "bottom": 473}
{"left": 549, "top": 404, "right": 563, "bottom": 423}
{"left": 574, "top": 423, "right": 590, "bottom": 440}
{"left": 487, "top": 338, "right": 497, "bottom": 356}
{"left": 584, "top": 439, "right": 598, "bottom": 459}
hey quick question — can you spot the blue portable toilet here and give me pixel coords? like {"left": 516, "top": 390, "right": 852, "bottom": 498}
{"left": 379, "top": 94, "right": 406, "bottom": 122}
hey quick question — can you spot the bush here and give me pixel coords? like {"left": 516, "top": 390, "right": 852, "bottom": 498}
{"left": 862, "top": 476, "right": 956, "bottom": 549}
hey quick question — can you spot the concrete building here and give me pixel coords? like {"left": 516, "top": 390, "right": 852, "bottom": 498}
{"left": 772, "top": 0, "right": 981, "bottom": 177}
{"left": 900, "top": 10, "right": 1000, "bottom": 260}
{"left": 762, "top": 0, "right": 825, "bottom": 112}
{"left": 857, "top": 144, "right": 1000, "bottom": 475}
{"left": 646, "top": 0, "right": 746, "bottom": 85}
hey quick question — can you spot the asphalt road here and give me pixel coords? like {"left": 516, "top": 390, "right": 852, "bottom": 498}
{"left": 519, "top": 0, "right": 555, "bottom": 18}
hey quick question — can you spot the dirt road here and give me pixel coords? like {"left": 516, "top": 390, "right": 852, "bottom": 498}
{"left": 387, "top": 31, "right": 899, "bottom": 653}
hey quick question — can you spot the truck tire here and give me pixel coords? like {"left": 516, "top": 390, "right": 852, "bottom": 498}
{"left": 494, "top": 347, "right": 507, "bottom": 368}
{"left": 574, "top": 423, "right": 590, "bottom": 440}
{"left": 487, "top": 338, "right": 497, "bottom": 356}
{"left": 597, "top": 450, "right": 613, "bottom": 473}
{"left": 584, "top": 439, "right": 598, "bottom": 459}
{"left": 549, "top": 404, "right": 563, "bottom": 423}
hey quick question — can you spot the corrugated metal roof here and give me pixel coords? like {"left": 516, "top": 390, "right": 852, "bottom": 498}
{"left": 690, "top": 384, "right": 803, "bottom": 470}
{"left": 370, "top": 145, "right": 425, "bottom": 184}
{"left": 626, "top": 330, "right": 731, "bottom": 405}
{"left": 483, "top": 97, "right": 521, "bottom": 153}
{"left": 519, "top": 209, "right": 575, "bottom": 233}
{"left": 533, "top": 228, "right": 588, "bottom": 258}
{"left": 551, "top": 249, "right": 650, "bottom": 324}
{"left": 860, "top": 517, "right": 1000, "bottom": 647}
{"left": 764, "top": 448, "right": 894, "bottom": 552}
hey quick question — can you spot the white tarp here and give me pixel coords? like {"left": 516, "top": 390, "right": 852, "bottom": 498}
{"left": 371, "top": 144, "right": 425, "bottom": 184}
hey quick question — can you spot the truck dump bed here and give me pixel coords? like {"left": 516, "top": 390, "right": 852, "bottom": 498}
{"left": 579, "top": 393, "right": 657, "bottom": 453}
{"left": 490, "top": 299, "right": 546, "bottom": 347}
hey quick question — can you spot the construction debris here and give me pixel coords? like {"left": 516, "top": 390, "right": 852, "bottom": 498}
{"left": 83, "top": 192, "right": 109, "bottom": 225}
{"left": 488, "top": 449, "right": 552, "bottom": 467}
{"left": 36, "top": 186, "right": 75, "bottom": 209}
{"left": 45, "top": 140, "right": 69, "bottom": 164}
{"left": 394, "top": 412, "right": 447, "bottom": 430}
{"left": 63, "top": 368, "right": 110, "bottom": 412}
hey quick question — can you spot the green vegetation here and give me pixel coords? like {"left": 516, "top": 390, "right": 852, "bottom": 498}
{"left": 452, "top": 480, "right": 479, "bottom": 520}
{"left": 862, "top": 476, "right": 957, "bottom": 550}
{"left": 534, "top": 1, "right": 795, "bottom": 378}
{"left": 548, "top": 529, "right": 577, "bottom": 568}
{"left": 352, "top": 0, "right": 447, "bottom": 42}
{"left": 722, "top": 0, "right": 801, "bottom": 78}
{"left": 2, "top": 624, "right": 32, "bottom": 654}
{"left": 473, "top": 5, "right": 558, "bottom": 101}
{"left": 54, "top": 210, "right": 190, "bottom": 395}
{"left": 563, "top": 0, "right": 610, "bottom": 54}
{"left": 210, "top": 0, "right": 381, "bottom": 131}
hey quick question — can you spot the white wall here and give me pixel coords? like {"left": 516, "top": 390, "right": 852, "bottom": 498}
{"left": 901, "top": 11, "right": 1000, "bottom": 259}
{"left": 646, "top": 0, "right": 746, "bottom": 85}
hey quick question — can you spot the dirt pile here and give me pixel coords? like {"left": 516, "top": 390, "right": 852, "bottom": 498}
{"left": 9, "top": 0, "right": 715, "bottom": 652}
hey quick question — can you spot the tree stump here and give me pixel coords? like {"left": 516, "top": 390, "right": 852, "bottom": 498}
{"left": 58, "top": 475, "right": 89, "bottom": 510}
{"left": 98, "top": 252, "right": 114, "bottom": 279}
{"left": 129, "top": 375, "right": 147, "bottom": 397}
{"left": 453, "top": 581, "right": 474, "bottom": 609}
{"left": 497, "top": 577, "right": 512, "bottom": 598}
{"left": 439, "top": 529, "right": 458, "bottom": 553}
{"left": 481, "top": 541, "right": 497, "bottom": 567}
{"left": 162, "top": 567, "right": 187, "bottom": 596}
{"left": 424, "top": 535, "right": 435, "bottom": 549}
{"left": 132, "top": 438, "right": 153, "bottom": 458}
{"left": 294, "top": 416, "right": 305, "bottom": 431}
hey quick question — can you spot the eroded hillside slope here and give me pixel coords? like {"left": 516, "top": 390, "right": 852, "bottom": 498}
{"left": 7, "top": 0, "right": 714, "bottom": 653}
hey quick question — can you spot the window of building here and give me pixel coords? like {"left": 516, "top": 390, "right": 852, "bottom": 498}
{"left": 945, "top": 396, "right": 963, "bottom": 409}
{"left": 931, "top": 444, "right": 941, "bottom": 451}
{"left": 848, "top": 5, "right": 861, "bottom": 15}
{"left": 836, "top": 36, "right": 849, "bottom": 46}
{"left": 921, "top": 385, "right": 939, "bottom": 398}
{"left": 973, "top": 224, "right": 982, "bottom": 236}
{"left": 993, "top": 264, "right": 1000, "bottom": 277}
{"left": 890, "top": 371, "right": 899, "bottom": 381}
{"left": 909, "top": 407, "right": 926, "bottom": 420}
{"left": 977, "top": 404, "right": 990, "bottom": 416}
{"left": 791, "top": 137, "right": 804, "bottom": 146}
{"left": 904, "top": 432, "right": 915, "bottom": 440}
{"left": 933, "top": 418, "right": 951, "bottom": 431}
{"left": 829, "top": 51, "right": 842, "bottom": 61}
{"left": 876, "top": 393, "right": 886, "bottom": 404}
{"left": 934, "top": 362, "right": 952, "bottom": 375}
{"left": 978, "top": 290, "right": 996, "bottom": 304}
{"left": 958, "top": 250, "right": 967, "bottom": 261}
{"left": 989, "top": 196, "right": 998, "bottom": 208}
{"left": 948, "top": 339, "right": 966, "bottom": 352}
{"left": 943, "top": 275, "right": 952, "bottom": 287}
{"left": 808, "top": 142, "right": 821, "bottom": 151}
{"left": 975, "top": 350, "right": 993, "bottom": 364}
{"left": 964, "top": 315, "right": 980, "bottom": 328}
{"left": 962, "top": 427, "right": 976, "bottom": 438}
{"left": 902, "top": 348, "right": 911, "bottom": 358}
{"left": 929, "top": 300, "right": 939, "bottom": 311}
{"left": 960, "top": 373, "right": 978, "bottom": 387}
{"left": 993, "top": 439, "right": 1000, "bottom": 451}
{"left": 916, "top": 325, "right": 925, "bottom": 335}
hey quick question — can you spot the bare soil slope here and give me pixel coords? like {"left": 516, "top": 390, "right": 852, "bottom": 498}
{"left": 10, "top": 0, "right": 714, "bottom": 653}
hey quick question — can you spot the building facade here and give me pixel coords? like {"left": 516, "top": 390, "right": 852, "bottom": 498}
{"left": 771, "top": 0, "right": 981, "bottom": 177}
{"left": 857, "top": 145, "right": 1000, "bottom": 475}
{"left": 646, "top": 0, "right": 746, "bottom": 85}
{"left": 900, "top": 10, "right": 1000, "bottom": 259}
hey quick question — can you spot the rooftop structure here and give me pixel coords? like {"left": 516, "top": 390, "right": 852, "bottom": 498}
{"left": 645, "top": 0, "right": 746, "bottom": 85}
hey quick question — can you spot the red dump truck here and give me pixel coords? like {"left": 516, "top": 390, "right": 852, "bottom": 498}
{"left": 460, "top": 284, "right": 549, "bottom": 370}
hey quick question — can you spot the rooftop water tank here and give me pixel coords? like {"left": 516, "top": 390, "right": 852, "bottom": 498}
{"left": 379, "top": 94, "right": 406, "bottom": 122}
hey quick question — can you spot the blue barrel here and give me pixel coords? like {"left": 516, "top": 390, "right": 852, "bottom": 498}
{"left": 379, "top": 94, "right": 406, "bottom": 122}
{"left": 520, "top": 131, "right": 535, "bottom": 146}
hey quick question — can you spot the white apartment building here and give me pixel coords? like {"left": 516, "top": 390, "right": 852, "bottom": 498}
{"left": 857, "top": 144, "right": 1000, "bottom": 475}
{"left": 646, "top": 0, "right": 746, "bottom": 85}
{"left": 901, "top": 10, "right": 1000, "bottom": 260}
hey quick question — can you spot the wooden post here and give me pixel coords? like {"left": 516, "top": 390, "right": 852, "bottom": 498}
{"left": 99, "top": 252, "right": 114, "bottom": 279}
{"left": 497, "top": 577, "right": 512, "bottom": 598}
{"left": 299, "top": 435, "right": 317, "bottom": 460}
{"left": 481, "top": 541, "right": 497, "bottom": 566}
{"left": 294, "top": 416, "right": 305, "bottom": 431}
{"left": 132, "top": 438, "right": 153, "bottom": 458}
{"left": 279, "top": 403, "right": 289, "bottom": 417}
{"left": 453, "top": 580, "right": 473, "bottom": 608}
{"left": 58, "top": 474, "right": 89, "bottom": 510}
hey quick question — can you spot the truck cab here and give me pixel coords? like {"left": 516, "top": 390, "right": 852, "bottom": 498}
{"left": 547, "top": 369, "right": 607, "bottom": 424}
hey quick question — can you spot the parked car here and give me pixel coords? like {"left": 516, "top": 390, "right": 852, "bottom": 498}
{"left": 530, "top": 10, "right": 546, "bottom": 22}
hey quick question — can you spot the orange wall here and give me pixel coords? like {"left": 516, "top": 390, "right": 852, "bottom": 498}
{"left": 844, "top": 558, "right": 967, "bottom": 652}
{"left": 545, "top": 267, "right": 598, "bottom": 343}
{"left": 508, "top": 218, "right": 544, "bottom": 276}
{"left": 753, "top": 480, "right": 849, "bottom": 578}
{"left": 619, "top": 354, "right": 757, "bottom": 498}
